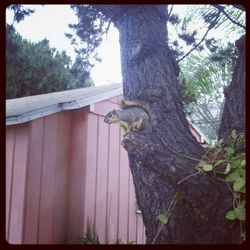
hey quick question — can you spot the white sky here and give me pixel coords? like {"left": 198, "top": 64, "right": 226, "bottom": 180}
{"left": 6, "top": 4, "right": 244, "bottom": 86}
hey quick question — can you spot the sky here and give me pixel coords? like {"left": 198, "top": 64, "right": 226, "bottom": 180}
{"left": 6, "top": 5, "right": 244, "bottom": 86}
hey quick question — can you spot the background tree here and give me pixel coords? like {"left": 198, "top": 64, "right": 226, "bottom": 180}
{"left": 6, "top": 24, "right": 93, "bottom": 99}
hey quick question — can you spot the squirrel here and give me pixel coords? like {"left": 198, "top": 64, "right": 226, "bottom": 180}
{"left": 104, "top": 100, "right": 155, "bottom": 135}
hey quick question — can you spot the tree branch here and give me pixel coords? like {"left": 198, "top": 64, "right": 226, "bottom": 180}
{"left": 212, "top": 5, "right": 245, "bottom": 30}
{"left": 168, "top": 4, "right": 174, "bottom": 17}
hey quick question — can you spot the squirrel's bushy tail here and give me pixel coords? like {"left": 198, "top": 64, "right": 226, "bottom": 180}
{"left": 120, "top": 99, "right": 156, "bottom": 125}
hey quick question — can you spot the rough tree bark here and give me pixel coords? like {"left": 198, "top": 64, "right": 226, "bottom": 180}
{"left": 219, "top": 35, "right": 245, "bottom": 140}
{"left": 95, "top": 5, "right": 241, "bottom": 244}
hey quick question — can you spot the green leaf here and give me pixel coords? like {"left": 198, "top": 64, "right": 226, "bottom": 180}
{"left": 235, "top": 168, "right": 245, "bottom": 178}
{"left": 224, "top": 163, "right": 231, "bottom": 174}
{"left": 225, "top": 147, "right": 234, "bottom": 157}
{"left": 234, "top": 207, "right": 245, "bottom": 221}
{"left": 198, "top": 160, "right": 207, "bottom": 167}
{"left": 230, "top": 158, "right": 241, "bottom": 169}
{"left": 240, "top": 159, "right": 246, "bottom": 167}
{"left": 225, "top": 210, "right": 236, "bottom": 221}
{"left": 236, "top": 135, "right": 245, "bottom": 149}
{"left": 226, "top": 172, "right": 239, "bottom": 182}
{"left": 233, "top": 177, "right": 245, "bottom": 192}
{"left": 158, "top": 214, "right": 168, "bottom": 224}
{"left": 202, "top": 164, "right": 213, "bottom": 172}
{"left": 231, "top": 129, "right": 237, "bottom": 139}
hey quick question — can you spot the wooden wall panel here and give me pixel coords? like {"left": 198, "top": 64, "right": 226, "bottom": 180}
{"left": 8, "top": 123, "right": 29, "bottom": 244}
{"left": 6, "top": 126, "right": 16, "bottom": 242}
{"left": 92, "top": 100, "right": 118, "bottom": 117}
{"left": 38, "top": 114, "right": 58, "bottom": 244}
{"left": 118, "top": 132, "right": 130, "bottom": 243}
{"left": 106, "top": 125, "right": 120, "bottom": 244}
{"left": 67, "top": 108, "right": 87, "bottom": 242}
{"left": 23, "top": 118, "right": 44, "bottom": 243}
{"left": 83, "top": 112, "right": 98, "bottom": 233}
{"left": 95, "top": 117, "right": 109, "bottom": 243}
{"left": 51, "top": 111, "right": 72, "bottom": 243}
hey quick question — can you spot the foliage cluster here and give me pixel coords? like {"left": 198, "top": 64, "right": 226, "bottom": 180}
{"left": 65, "top": 4, "right": 111, "bottom": 69}
{"left": 6, "top": 24, "right": 94, "bottom": 99}
{"left": 8, "top": 4, "right": 35, "bottom": 23}
{"left": 197, "top": 130, "right": 245, "bottom": 242}
{"left": 157, "top": 130, "right": 245, "bottom": 244}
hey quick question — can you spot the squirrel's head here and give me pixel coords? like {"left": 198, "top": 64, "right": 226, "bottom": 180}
{"left": 104, "top": 110, "right": 119, "bottom": 124}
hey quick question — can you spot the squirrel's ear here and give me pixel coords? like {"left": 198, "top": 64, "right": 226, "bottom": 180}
{"left": 112, "top": 109, "right": 116, "bottom": 113}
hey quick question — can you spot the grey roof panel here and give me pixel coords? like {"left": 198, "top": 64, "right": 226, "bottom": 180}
{"left": 6, "top": 83, "right": 123, "bottom": 125}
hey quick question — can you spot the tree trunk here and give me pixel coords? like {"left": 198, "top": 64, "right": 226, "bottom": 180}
{"left": 96, "top": 5, "right": 241, "bottom": 244}
{"left": 218, "top": 35, "right": 245, "bottom": 140}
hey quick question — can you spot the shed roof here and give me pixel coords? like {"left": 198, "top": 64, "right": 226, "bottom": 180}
{"left": 6, "top": 83, "right": 122, "bottom": 125}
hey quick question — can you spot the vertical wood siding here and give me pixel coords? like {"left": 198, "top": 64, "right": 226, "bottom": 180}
{"left": 67, "top": 108, "right": 88, "bottom": 242}
{"left": 6, "top": 112, "right": 72, "bottom": 244}
{"left": 38, "top": 114, "right": 58, "bottom": 243}
{"left": 6, "top": 124, "right": 29, "bottom": 244}
{"left": 106, "top": 124, "right": 120, "bottom": 243}
{"left": 23, "top": 118, "right": 44, "bottom": 243}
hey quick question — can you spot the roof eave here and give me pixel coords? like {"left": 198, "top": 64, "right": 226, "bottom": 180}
{"left": 6, "top": 84, "right": 123, "bottom": 125}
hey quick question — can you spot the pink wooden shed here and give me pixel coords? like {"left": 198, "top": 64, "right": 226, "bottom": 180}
{"left": 6, "top": 83, "right": 208, "bottom": 244}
